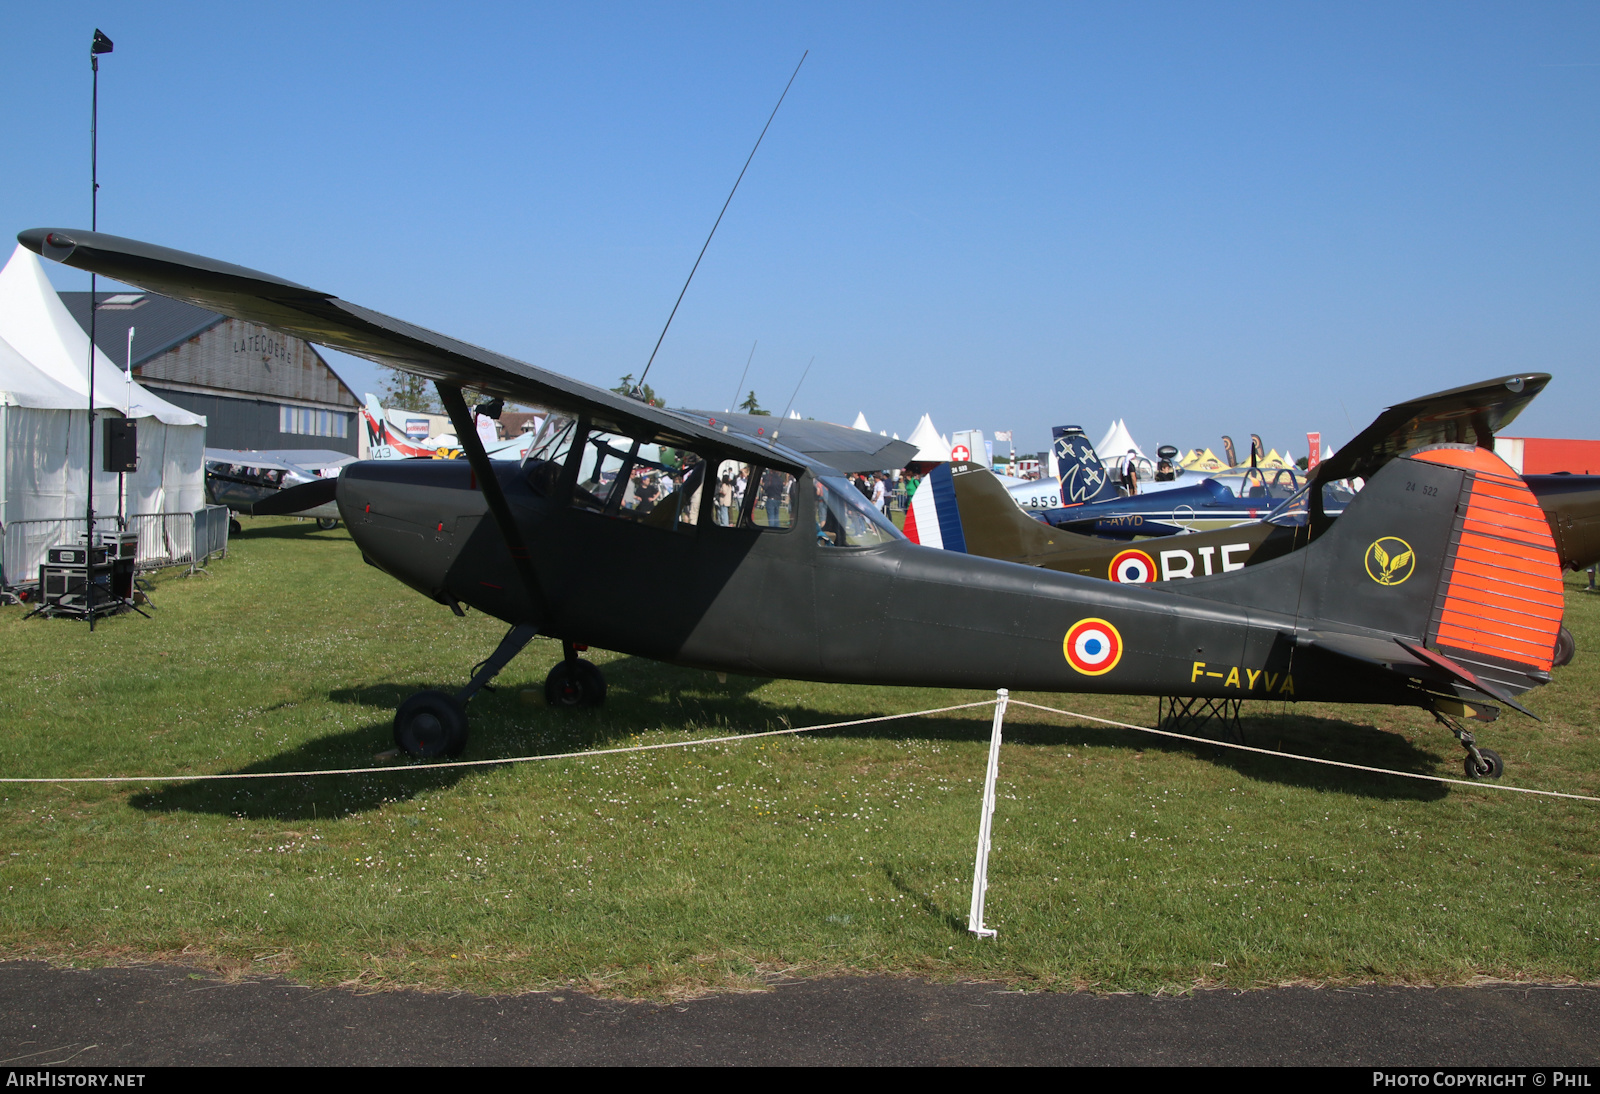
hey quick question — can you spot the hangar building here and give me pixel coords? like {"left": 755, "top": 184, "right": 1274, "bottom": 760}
{"left": 63, "top": 290, "right": 359, "bottom": 456}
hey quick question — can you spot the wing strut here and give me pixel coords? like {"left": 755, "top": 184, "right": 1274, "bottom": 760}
{"left": 437, "top": 382, "right": 550, "bottom": 624}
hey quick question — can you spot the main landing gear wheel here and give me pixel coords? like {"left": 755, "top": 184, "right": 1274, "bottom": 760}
{"left": 1552, "top": 625, "right": 1575, "bottom": 669}
{"left": 1464, "top": 747, "right": 1504, "bottom": 780}
{"left": 229, "top": 517, "right": 242, "bottom": 535}
{"left": 316, "top": 517, "right": 339, "bottom": 531}
{"left": 394, "top": 690, "right": 469, "bottom": 759}
{"left": 545, "top": 659, "right": 606, "bottom": 707}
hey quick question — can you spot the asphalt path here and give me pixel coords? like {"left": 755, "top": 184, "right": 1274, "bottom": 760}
{"left": 2, "top": 961, "right": 1597, "bottom": 1067}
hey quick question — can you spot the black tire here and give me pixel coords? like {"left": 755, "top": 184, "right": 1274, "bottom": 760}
{"left": 316, "top": 517, "right": 339, "bottom": 531}
{"left": 1552, "top": 625, "right": 1575, "bottom": 668}
{"left": 1464, "top": 747, "right": 1504, "bottom": 780}
{"left": 229, "top": 518, "right": 242, "bottom": 535}
{"left": 394, "top": 690, "right": 468, "bottom": 759}
{"left": 544, "top": 659, "right": 607, "bottom": 707}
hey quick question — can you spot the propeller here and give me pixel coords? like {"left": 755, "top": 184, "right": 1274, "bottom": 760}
{"left": 251, "top": 477, "right": 338, "bottom": 516}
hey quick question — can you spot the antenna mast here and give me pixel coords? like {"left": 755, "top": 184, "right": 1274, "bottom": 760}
{"left": 634, "top": 51, "right": 808, "bottom": 398}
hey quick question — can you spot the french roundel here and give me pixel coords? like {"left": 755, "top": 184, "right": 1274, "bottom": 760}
{"left": 1108, "top": 548, "right": 1156, "bottom": 584}
{"left": 1063, "top": 618, "right": 1124, "bottom": 676}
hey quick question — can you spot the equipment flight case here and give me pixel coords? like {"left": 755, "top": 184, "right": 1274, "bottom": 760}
{"left": 33, "top": 531, "right": 140, "bottom": 620}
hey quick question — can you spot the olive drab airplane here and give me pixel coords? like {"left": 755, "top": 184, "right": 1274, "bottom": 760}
{"left": 21, "top": 228, "right": 1569, "bottom": 781}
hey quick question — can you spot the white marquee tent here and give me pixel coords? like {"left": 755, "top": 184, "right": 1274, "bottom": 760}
{"left": 905, "top": 413, "right": 952, "bottom": 463}
{"left": 0, "top": 245, "right": 208, "bottom": 586}
{"left": 1095, "top": 419, "right": 1146, "bottom": 466}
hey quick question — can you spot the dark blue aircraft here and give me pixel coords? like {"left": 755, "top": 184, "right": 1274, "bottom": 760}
{"left": 1039, "top": 460, "right": 1356, "bottom": 538}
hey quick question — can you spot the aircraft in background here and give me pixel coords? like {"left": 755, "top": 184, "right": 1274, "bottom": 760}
{"left": 27, "top": 226, "right": 1567, "bottom": 784}
{"left": 910, "top": 375, "right": 1547, "bottom": 580}
{"left": 1003, "top": 426, "right": 1124, "bottom": 512}
{"left": 204, "top": 447, "right": 352, "bottom": 531}
{"left": 362, "top": 392, "right": 541, "bottom": 462}
{"left": 1037, "top": 464, "right": 1355, "bottom": 538}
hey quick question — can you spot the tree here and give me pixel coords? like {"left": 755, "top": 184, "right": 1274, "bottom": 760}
{"left": 739, "top": 390, "right": 770, "bottom": 416}
{"left": 612, "top": 373, "right": 662, "bottom": 408}
{"left": 379, "top": 367, "right": 440, "bottom": 414}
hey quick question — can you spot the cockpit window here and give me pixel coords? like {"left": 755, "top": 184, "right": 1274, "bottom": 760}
{"left": 1265, "top": 486, "right": 1312, "bottom": 527}
{"left": 522, "top": 414, "right": 576, "bottom": 498}
{"left": 1266, "top": 479, "right": 1361, "bottom": 526}
{"left": 744, "top": 467, "right": 795, "bottom": 531}
{"left": 571, "top": 429, "right": 682, "bottom": 522}
{"left": 522, "top": 413, "right": 576, "bottom": 468}
{"left": 815, "top": 476, "right": 904, "bottom": 547}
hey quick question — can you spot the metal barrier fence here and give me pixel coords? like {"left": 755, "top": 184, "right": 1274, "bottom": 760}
{"left": 0, "top": 505, "right": 231, "bottom": 588}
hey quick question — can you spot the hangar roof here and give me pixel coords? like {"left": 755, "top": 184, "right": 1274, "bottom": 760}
{"left": 60, "top": 290, "right": 225, "bottom": 370}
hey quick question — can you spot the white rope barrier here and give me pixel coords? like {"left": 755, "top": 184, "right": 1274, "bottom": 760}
{"left": 1008, "top": 699, "right": 1600, "bottom": 804}
{"left": 0, "top": 700, "right": 996, "bottom": 785}
{"left": 2, "top": 692, "right": 1592, "bottom": 804}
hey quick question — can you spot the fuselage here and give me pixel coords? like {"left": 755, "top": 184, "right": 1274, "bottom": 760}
{"left": 334, "top": 452, "right": 1478, "bottom": 709}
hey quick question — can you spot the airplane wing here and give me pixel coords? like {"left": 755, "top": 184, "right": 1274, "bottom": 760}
{"left": 677, "top": 411, "right": 917, "bottom": 473}
{"left": 21, "top": 229, "right": 809, "bottom": 475}
{"left": 205, "top": 447, "right": 356, "bottom": 474}
{"left": 1310, "top": 374, "right": 1549, "bottom": 487}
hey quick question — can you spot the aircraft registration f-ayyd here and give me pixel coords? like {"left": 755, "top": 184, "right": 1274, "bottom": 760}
{"left": 22, "top": 228, "right": 1567, "bottom": 780}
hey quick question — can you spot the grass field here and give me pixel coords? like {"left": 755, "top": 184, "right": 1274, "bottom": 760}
{"left": 1, "top": 518, "right": 1596, "bottom": 998}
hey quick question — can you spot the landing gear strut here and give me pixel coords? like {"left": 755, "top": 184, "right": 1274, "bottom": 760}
{"left": 545, "top": 639, "right": 606, "bottom": 707}
{"left": 1433, "top": 709, "right": 1505, "bottom": 780}
{"left": 392, "top": 622, "right": 538, "bottom": 759}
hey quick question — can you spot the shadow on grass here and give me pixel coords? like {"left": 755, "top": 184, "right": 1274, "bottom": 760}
{"left": 228, "top": 518, "right": 350, "bottom": 542}
{"left": 131, "top": 655, "right": 1455, "bottom": 819}
{"left": 882, "top": 862, "right": 966, "bottom": 932}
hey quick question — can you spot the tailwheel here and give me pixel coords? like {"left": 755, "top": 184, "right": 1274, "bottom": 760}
{"left": 1552, "top": 625, "right": 1575, "bottom": 669}
{"left": 394, "top": 690, "right": 469, "bottom": 759}
{"left": 1464, "top": 747, "right": 1504, "bottom": 780}
{"left": 544, "top": 659, "right": 606, "bottom": 707}
{"left": 316, "top": 517, "right": 339, "bottom": 531}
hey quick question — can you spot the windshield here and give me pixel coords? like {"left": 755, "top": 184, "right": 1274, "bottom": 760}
{"left": 1266, "top": 479, "right": 1363, "bottom": 526}
{"left": 816, "top": 476, "right": 905, "bottom": 547}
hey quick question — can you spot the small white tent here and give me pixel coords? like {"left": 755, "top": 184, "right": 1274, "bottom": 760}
{"left": 906, "top": 414, "right": 952, "bottom": 463}
{"left": 851, "top": 412, "right": 871, "bottom": 432}
{"left": 1095, "top": 419, "right": 1146, "bottom": 465}
{"left": 0, "top": 245, "right": 208, "bottom": 586}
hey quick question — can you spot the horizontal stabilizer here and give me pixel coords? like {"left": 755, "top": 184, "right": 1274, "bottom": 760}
{"left": 252, "top": 477, "right": 338, "bottom": 516}
{"left": 1311, "top": 373, "right": 1548, "bottom": 487}
{"left": 1293, "top": 629, "right": 1538, "bottom": 719}
{"left": 1394, "top": 638, "right": 1539, "bottom": 720}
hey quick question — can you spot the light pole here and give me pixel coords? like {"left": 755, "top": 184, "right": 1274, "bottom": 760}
{"left": 86, "top": 28, "right": 112, "bottom": 628}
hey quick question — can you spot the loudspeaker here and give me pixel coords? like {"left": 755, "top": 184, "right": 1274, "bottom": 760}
{"left": 103, "top": 418, "right": 138, "bottom": 473}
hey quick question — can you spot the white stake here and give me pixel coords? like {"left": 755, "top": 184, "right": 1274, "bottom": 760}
{"left": 967, "top": 688, "right": 1008, "bottom": 938}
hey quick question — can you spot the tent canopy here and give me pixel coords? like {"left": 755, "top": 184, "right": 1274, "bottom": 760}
{"left": 1096, "top": 419, "right": 1145, "bottom": 464}
{"left": 906, "top": 413, "right": 952, "bottom": 462}
{"left": 1182, "top": 446, "right": 1226, "bottom": 471}
{"left": 0, "top": 332, "right": 86, "bottom": 410}
{"left": 0, "top": 245, "right": 203, "bottom": 427}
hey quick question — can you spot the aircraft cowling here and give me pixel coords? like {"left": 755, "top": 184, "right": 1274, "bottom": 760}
{"left": 337, "top": 459, "right": 492, "bottom": 603}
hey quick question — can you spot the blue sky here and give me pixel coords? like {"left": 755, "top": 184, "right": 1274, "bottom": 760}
{"left": 4, "top": 3, "right": 1596, "bottom": 458}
